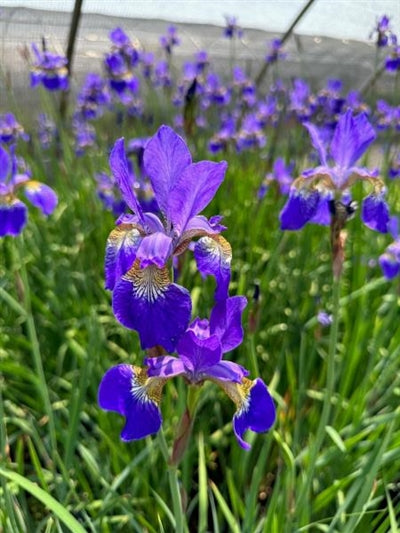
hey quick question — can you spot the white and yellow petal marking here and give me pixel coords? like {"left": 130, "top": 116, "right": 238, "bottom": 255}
{"left": 123, "top": 260, "right": 170, "bottom": 303}
{"left": 131, "top": 365, "right": 167, "bottom": 405}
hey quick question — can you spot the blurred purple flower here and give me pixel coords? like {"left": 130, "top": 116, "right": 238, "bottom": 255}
{"left": 370, "top": 15, "right": 397, "bottom": 48}
{"left": 379, "top": 217, "right": 400, "bottom": 279}
{"left": 280, "top": 109, "right": 390, "bottom": 233}
{"left": 223, "top": 16, "right": 243, "bottom": 39}
{"left": 76, "top": 73, "right": 111, "bottom": 120}
{"left": 0, "top": 144, "right": 57, "bottom": 237}
{"left": 0, "top": 113, "right": 29, "bottom": 144}
{"left": 30, "top": 43, "right": 68, "bottom": 91}
{"left": 265, "top": 38, "right": 286, "bottom": 64}
{"left": 160, "top": 25, "right": 180, "bottom": 55}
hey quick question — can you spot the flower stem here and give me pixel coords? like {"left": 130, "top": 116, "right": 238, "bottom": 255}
{"left": 296, "top": 276, "right": 341, "bottom": 522}
{"left": 158, "top": 430, "right": 187, "bottom": 533}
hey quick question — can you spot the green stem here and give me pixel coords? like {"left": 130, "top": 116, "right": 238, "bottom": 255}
{"left": 14, "top": 236, "right": 57, "bottom": 459}
{"left": 296, "top": 276, "right": 341, "bottom": 521}
{"left": 158, "top": 430, "right": 187, "bottom": 533}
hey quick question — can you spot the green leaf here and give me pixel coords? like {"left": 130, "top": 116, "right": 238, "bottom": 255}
{"left": 0, "top": 467, "right": 86, "bottom": 533}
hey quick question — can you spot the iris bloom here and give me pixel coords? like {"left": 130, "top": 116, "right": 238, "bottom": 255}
{"left": 379, "top": 217, "right": 400, "bottom": 279}
{"left": 104, "top": 27, "right": 139, "bottom": 96}
{"left": 98, "top": 297, "right": 276, "bottom": 449}
{"left": 0, "top": 144, "right": 57, "bottom": 236}
{"left": 30, "top": 44, "right": 69, "bottom": 91}
{"left": 0, "top": 113, "right": 29, "bottom": 144}
{"left": 280, "top": 109, "right": 390, "bottom": 233}
{"left": 106, "top": 125, "right": 231, "bottom": 351}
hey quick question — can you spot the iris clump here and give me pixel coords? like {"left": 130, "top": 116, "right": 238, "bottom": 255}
{"left": 99, "top": 123, "right": 276, "bottom": 451}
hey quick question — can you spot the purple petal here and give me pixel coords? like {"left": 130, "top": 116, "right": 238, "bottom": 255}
{"left": 98, "top": 364, "right": 163, "bottom": 441}
{"left": 112, "top": 262, "right": 192, "bottom": 351}
{"left": 24, "top": 181, "right": 58, "bottom": 215}
{"left": 209, "top": 296, "right": 247, "bottom": 353}
{"left": 143, "top": 125, "right": 192, "bottom": 217}
{"left": 303, "top": 122, "right": 327, "bottom": 165}
{"left": 330, "top": 110, "right": 376, "bottom": 169}
{"left": 0, "top": 201, "right": 27, "bottom": 236}
{"left": 361, "top": 194, "right": 390, "bottom": 233}
{"left": 194, "top": 235, "right": 232, "bottom": 300}
{"left": 167, "top": 160, "right": 227, "bottom": 235}
{"left": 136, "top": 231, "right": 173, "bottom": 268}
{"left": 206, "top": 360, "right": 249, "bottom": 383}
{"left": 232, "top": 378, "right": 276, "bottom": 450}
{"left": 279, "top": 189, "right": 320, "bottom": 230}
{"left": 379, "top": 252, "right": 400, "bottom": 280}
{"left": 109, "top": 138, "right": 145, "bottom": 222}
{"left": 0, "top": 144, "right": 10, "bottom": 182}
{"left": 105, "top": 224, "right": 142, "bottom": 290}
{"left": 309, "top": 196, "right": 331, "bottom": 225}
{"left": 177, "top": 330, "right": 222, "bottom": 377}
{"left": 145, "top": 355, "right": 185, "bottom": 378}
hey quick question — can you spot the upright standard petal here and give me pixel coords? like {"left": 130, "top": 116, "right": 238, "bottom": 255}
{"left": 109, "top": 138, "right": 145, "bottom": 223}
{"left": 194, "top": 235, "right": 232, "bottom": 300}
{"left": 231, "top": 378, "right": 276, "bottom": 450}
{"left": 176, "top": 330, "right": 222, "bottom": 379}
{"left": 303, "top": 122, "right": 328, "bottom": 166}
{"left": 209, "top": 296, "right": 247, "bottom": 353}
{"left": 361, "top": 194, "right": 389, "bottom": 233}
{"left": 112, "top": 261, "right": 192, "bottom": 351}
{"left": 105, "top": 224, "right": 142, "bottom": 290}
{"left": 0, "top": 201, "right": 27, "bottom": 237}
{"left": 167, "top": 160, "right": 227, "bottom": 235}
{"left": 143, "top": 125, "right": 192, "bottom": 217}
{"left": 330, "top": 110, "right": 376, "bottom": 169}
{"left": 23, "top": 181, "right": 58, "bottom": 216}
{"left": 98, "top": 364, "right": 164, "bottom": 441}
{"left": 136, "top": 231, "right": 173, "bottom": 268}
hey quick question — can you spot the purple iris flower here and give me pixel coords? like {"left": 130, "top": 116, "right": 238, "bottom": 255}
{"left": 98, "top": 297, "right": 276, "bottom": 449}
{"left": 223, "top": 16, "right": 243, "bottom": 40}
{"left": 0, "top": 113, "right": 29, "bottom": 144}
{"left": 379, "top": 216, "right": 400, "bottom": 279}
{"left": 289, "top": 78, "right": 316, "bottom": 122}
{"left": 374, "top": 99, "right": 400, "bottom": 130}
{"left": 280, "top": 109, "right": 390, "bottom": 233}
{"left": 265, "top": 38, "right": 286, "bottom": 64}
{"left": 0, "top": 144, "right": 57, "bottom": 237}
{"left": 236, "top": 113, "right": 266, "bottom": 152}
{"left": 30, "top": 43, "right": 69, "bottom": 91}
{"left": 94, "top": 172, "right": 127, "bottom": 216}
{"left": 73, "top": 119, "right": 96, "bottom": 156}
{"left": 159, "top": 25, "right": 180, "bottom": 56}
{"left": 37, "top": 113, "right": 57, "bottom": 150}
{"left": 104, "top": 28, "right": 139, "bottom": 96}
{"left": 75, "top": 73, "right": 111, "bottom": 120}
{"left": 106, "top": 125, "right": 230, "bottom": 351}
{"left": 259, "top": 158, "right": 294, "bottom": 198}
{"left": 385, "top": 46, "right": 400, "bottom": 72}
{"left": 370, "top": 15, "right": 397, "bottom": 48}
